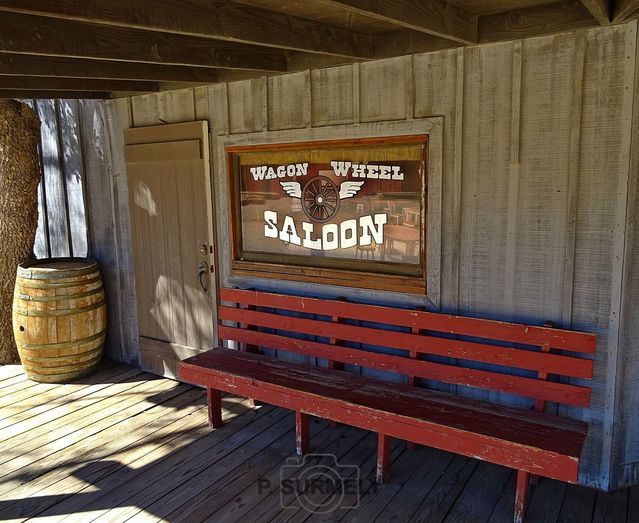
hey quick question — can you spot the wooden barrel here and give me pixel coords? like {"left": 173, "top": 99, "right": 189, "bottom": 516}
{"left": 12, "top": 258, "right": 107, "bottom": 383}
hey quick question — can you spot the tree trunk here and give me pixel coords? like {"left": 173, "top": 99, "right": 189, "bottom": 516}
{"left": 0, "top": 100, "right": 41, "bottom": 365}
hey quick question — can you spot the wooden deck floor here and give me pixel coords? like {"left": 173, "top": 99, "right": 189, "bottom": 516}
{"left": 0, "top": 360, "right": 636, "bottom": 523}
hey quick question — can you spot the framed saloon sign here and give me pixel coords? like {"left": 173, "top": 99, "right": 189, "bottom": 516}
{"left": 226, "top": 135, "right": 428, "bottom": 293}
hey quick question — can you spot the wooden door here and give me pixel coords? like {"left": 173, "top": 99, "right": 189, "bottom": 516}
{"left": 124, "top": 121, "right": 217, "bottom": 378}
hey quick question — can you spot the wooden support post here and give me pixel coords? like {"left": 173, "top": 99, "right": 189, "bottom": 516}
{"left": 376, "top": 433, "right": 391, "bottom": 484}
{"left": 207, "top": 388, "right": 223, "bottom": 428}
{"left": 328, "top": 306, "right": 345, "bottom": 428}
{"left": 295, "top": 411, "right": 309, "bottom": 455}
{"left": 240, "top": 303, "right": 259, "bottom": 354}
{"left": 514, "top": 470, "right": 530, "bottom": 523}
{"left": 530, "top": 321, "right": 554, "bottom": 486}
{"left": 240, "top": 301, "right": 260, "bottom": 407}
{"left": 406, "top": 306, "right": 424, "bottom": 451}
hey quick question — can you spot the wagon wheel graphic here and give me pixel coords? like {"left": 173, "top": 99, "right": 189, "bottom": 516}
{"left": 302, "top": 176, "right": 340, "bottom": 223}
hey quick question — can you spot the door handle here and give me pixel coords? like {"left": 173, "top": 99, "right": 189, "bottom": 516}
{"left": 197, "top": 261, "right": 208, "bottom": 293}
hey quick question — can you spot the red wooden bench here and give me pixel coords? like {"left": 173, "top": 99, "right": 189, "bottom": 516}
{"left": 180, "top": 288, "right": 595, "bottom": 522}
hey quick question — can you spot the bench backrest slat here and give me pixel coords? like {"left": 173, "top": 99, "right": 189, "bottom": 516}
{"left": 219, "top": 325, "right": 591, "bottom": 407}
{"left": 219, "top": 306, "right": 593, "bottom": 379}
{"left": 221, "top": 288, "right": 595, "bottom": 354}
{"left": 219, "top": 288, "right": 595, "bottom": 408}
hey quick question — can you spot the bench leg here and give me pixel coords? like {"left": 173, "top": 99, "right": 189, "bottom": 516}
{"left": 295, "top": 411, "right": 309, "bottom": 455}
{"left": 376, "top": 433, "right": 391, "bottom": 484}
{"left": 207, "top": 388, "right": 223, "bottom": 428}
{"left": 514, "top": 470, "right": 529, "bottom": 523}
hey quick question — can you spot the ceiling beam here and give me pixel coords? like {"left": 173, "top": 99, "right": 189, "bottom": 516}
{"left": 0, "top": 12, "right": 287, "bottom": 72}
{"left": 579, "top": 0, "right": 611, "bottom": 24}
{"left": 0, "top": 90, "right": 108, "bottom": 99}
{"left": 0, "top": 76, "right": 158, "bottom": 92}
{"left": 479, "top": 1, "right": 596, "bottom": 43}
{"left": 0, "top": 55, "right": 220, "bottom": 83}
{"left": 0, "top": 0, "right": 374, "bottom": 59}
{"left": 316, "top": 0, "right": 477, "bottom": 45}
{"left": 613, "top": 0, "right": 639, "bottom": 22}
{"left": 374, "top": 30, "right": 461, "bottom": 59}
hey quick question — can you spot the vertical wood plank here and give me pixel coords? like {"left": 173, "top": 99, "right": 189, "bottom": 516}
{"left": 503, "top": 41, "right": 523, "bottom": 314}
{"left": 352, "top": 63, "right": 360, "bottom": 124}
{"left": 57, "top": 99, "right": 89, "bottom": 257}
{"left": 571, "top": 23, "right": 636, "bottom": 488}
{"left": 208, "top": 83, "right": 230, "bottom": 136}
{"left": 36, "top": 99, "right": 71, "bottom": 257}
{"left": 452, "top": 48, "right": 465, "bottom": 314}
{"left": 130, "top": 93, "right": 160, "bottom": 127}
{"left": 360, "top": 57, "right": 410, "bottom": 122}
{"left": 459, "top": 41, "right": 514, "bottom": 322}
{"left": 193, "top": 85, "right": 211, "bottom": 123}
{"left": 93, "top": 98, "right": 140, "bottom": 365}
{"left": 602, "top": 20, "right": 638, "bottom": 489}
{"left": 311, "top": 65, "right": 354, "bottom": 127}
{"left": 228, "top": 79, "right": 266, "bottom": 133}
{"left": 268, "top": 71, "right": 310, "bottom": 130}
{"left": 563, "top": 30, "right": 587, "bottom": 328}
{"left": 618, "top": 20, "right": 639, "bottom": 490}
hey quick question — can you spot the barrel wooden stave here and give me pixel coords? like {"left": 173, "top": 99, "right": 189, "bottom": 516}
{"left": 12, "top": 259, "right": 107, "bottom": 383}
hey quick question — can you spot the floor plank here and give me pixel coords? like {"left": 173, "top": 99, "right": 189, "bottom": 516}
{"left": 0, "top": 364, "right": 24, "bottom": 380}
{"left": 123, "top": 412, "right": 300, "bottom": 522}
{"left": 557, "top": 484, "right": 597, "bottom": 523}
{"left": 628, "top": 486, "right": 639, "bottom": 523}
{"left": 168, "top": 417, "right": 337, "bottom": 521}
{"left": 0, "top": 375, "right": 178, "bottom": 492}
{"left": 0, "top": 362, "right": 635, "bottom": 523}
{"left": 487, "top": 471, "right": 516, "bottom": 523}
{"left": 367, "top": 448, "right": 456, "bottom": 523}
{"left": 0, "top": 365, "right": 141, "bottom": 434}
{"left": 527, "top": 478, "right": 567, "bottom": 523}
{"left": 592, "top": 487, "right": 628, "bottom": 522}
{"left": 302, "top": 436, "right": 406, "bottom": 523}
{"left": 408, "top": 454, "right": 479, "bottom": 522}
{"left": 227, "top": 423, "right": 370, "bottom": 523}
{"left": 443, "top": 461, "right": 512, "bottom": 523}
{"left": 0, "top": 386, "right": 205, "bottom": 519}
{"left": 33, "top": 397, "right": 259, "bottom": 521}
{"left": 77, "top": 406, "right": 289, "bottom": 521}
{"left": 338, "top": 444, "right": 437, "bottom": 522}
{"left": 204, "top": 421, "right": 364, "bottom": 522}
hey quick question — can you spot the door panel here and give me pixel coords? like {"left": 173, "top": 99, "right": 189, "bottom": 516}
{"left": 124, "top": 121, "right": 216, "bottom": 378}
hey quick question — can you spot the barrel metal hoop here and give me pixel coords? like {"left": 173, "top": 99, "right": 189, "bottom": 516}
{"left": 14, "top": 300, "right": 106, "bottom": 317}
{"left": 19, "top": 329, "right": 107, "bottom": 350}
{"left": 23, "top": 358, "right": 102, "bottom": 379}
{"left": 15, "top": 288, "right": 104, "bottom": 302}
{"left": 17, "top": 265, "right": 98, "bottom": 280}
{"left": 15, "top": 275, "right": 102, "bottom": 289}
{"left": 21, "top": 346, "right": 104, "bottom": 364}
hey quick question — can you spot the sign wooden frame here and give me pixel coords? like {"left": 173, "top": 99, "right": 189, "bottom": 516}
{"left": 226, "top": 135, "right": 428, "bottom": 293}
{"left": 214, "top": 117, "right": 443, "bottom": 305}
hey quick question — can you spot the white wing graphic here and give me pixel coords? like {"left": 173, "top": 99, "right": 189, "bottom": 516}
{"left": 280, "top": 181, "right": 302, "bottom": 199}
{"left": 339, "top": 181, "right": 365, "bottom": 200}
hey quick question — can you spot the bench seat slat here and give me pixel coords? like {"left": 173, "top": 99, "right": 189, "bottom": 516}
{"left": 221, "top": 288, "right": 596, "bottom": 353}
{"left": 181, "top": 348, "right": 587, "bottom": 483}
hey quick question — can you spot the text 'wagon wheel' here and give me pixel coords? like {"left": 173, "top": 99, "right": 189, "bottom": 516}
{"left": 302, "top": 176, "right": 340, "bottom": 223}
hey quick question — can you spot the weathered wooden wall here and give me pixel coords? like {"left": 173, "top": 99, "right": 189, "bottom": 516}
{"left": 20, "top": 99, "right": 139, "bottom": 365}
{"left": 98, "top": 21, "right": 639, "bottom": 490}
{"left": 23, "top": 99, "right": 91, "bottom": 259}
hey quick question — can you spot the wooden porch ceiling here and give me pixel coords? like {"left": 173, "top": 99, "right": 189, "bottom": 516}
{"left": 0, "top": 0, "right": 637, "bottom": 100}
